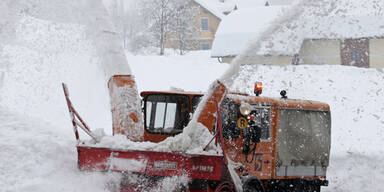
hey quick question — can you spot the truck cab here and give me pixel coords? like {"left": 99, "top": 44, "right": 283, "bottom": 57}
{"left": 140, "top": 91, "right": 203, "bottom": 142}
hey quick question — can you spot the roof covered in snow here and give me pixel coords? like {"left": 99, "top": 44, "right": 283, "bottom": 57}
{"left": 238, "top": 0, "right": 384, "bottom": 57}
{"left": 192, "top": 0, "right": 292, "bottom": 20}
{"left": 193, "top": 0, "right": 235, "bottom": 19}
{"left": 266, "top": 0, "right": 294, "bottom": 6}
{"left": 234, "top": 0, "right": 267, "bottom": 9}
{"left": 211, "top": 6, "right": 287, "bottom": 57}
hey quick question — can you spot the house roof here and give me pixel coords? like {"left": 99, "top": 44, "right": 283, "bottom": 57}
{"left": 211, "top": 6, "right": 287, "bottom": 57}
{"left": 192, "top": 0, "right": 291, "bottom": 20}
{"left": 234, "top": 0, "right": 294, "bottom": 8}
{"left": 234, "top": 0, "right": 267, "bottom": 9}
{"left": 266, "top": 0, "right": 294, "bottom": 6}
{"left": 306, "top": 15, "right": 384, "bottom": 40}
{"left": 238, "top": 0, "right": 384, "bottom": 57}
{"left": 193, "top": 0, "right": 235, "bottom": 19}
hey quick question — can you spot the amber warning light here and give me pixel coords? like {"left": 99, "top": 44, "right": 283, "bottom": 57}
{"left": 254, "top": 82, "right": 263, "bottom": 96}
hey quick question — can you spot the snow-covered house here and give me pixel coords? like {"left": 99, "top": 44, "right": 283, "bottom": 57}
{"left": 296, "top": 15, "right": 384, "bottom": 68}
{"left": 188, "top": 0, "right": 235, "bottom": 50}
{"left": 230, "top": 0, "right": 384, "bottom": 68}
{"left": 211, "top": 6, "right": 288, "bottom": 63}
{"left": 168, "top": 0, "right": 293, "bottom": 51}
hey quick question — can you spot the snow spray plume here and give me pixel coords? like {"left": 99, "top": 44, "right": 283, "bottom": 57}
{"left": 219, "top": 0, "right": 338, "bottom": 88}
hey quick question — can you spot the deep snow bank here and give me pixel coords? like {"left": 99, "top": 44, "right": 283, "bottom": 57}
{"left": 0, "top": 0, "right": 131, "bottom": 133}
{"left": 0, "top": 15, "right": 112, "bottom": 132}
{"left": 0, "top": 107, "right": 121, "bottom": 192}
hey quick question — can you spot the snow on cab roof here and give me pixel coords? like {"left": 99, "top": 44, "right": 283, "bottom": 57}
{"left": 211, "top": 6, "right": 287, "bottom": 57}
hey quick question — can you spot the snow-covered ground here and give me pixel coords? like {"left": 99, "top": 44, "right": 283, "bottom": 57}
{"left": 1, "top": 48, "right": 384, "bottom": 191}
{"left": 1, "top": 1, "right": 384, "bottom": 191}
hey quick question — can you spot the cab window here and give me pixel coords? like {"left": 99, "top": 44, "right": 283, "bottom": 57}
{"left": 145, "top": 94, "right": 190, "bottom": 134}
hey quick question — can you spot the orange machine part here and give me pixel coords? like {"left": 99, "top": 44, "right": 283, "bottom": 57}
{"left": 197, "top": 81, "right": 227, "bottom": 132}
{"left": 221, "top": 95, "right": 330, "bottom": 181}
{"left": 108, "top": 75, "right": 144, "bottom": 141}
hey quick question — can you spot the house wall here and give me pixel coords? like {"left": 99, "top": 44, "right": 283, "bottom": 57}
{"left": 222, "top": 55, "right": 292, "bottom": 65}
{"left": 193, "top": 4, "right": 221, "bottom": 50}
{"left": 298, "top": 39, "right": 341, "bottom": 65}
{"left": 298, "top": 38, "right": 384, "bottom": 68}
{"left": 369, "top": 38, "right": 384, "bottom": 68}
{"left": 166, "top": 2, "right": 221, "bottom": 51}
{"left": 221, "top": 56, "right": 235, "bottom": 64}
{"left": 220, "top": 38, "right": 384, "bottom": 68}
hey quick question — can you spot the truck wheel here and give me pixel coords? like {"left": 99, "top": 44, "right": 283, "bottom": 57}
{"left": 215, "top": 181, "right": 235, "bottom": 192}
{"left": 243, "top": 178, "right": 264, "bottom": 192}
{"left": 303, "top": 184, "right": 320, "bottom": 192}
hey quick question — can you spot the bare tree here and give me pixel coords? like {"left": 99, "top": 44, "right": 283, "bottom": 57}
{"left": 170, "top": 1, "right": 200, "bottom": 55}
{"left": 123, "top": 1, "right": 153, "bottom": 53}
{"left": 140, "top": 0, "right": 175, "bottom": 55}
{"left": 138, "top": 0, "right": 200, "bottom": 55}
{"left": 106, "top": 0, "right": 200, "bottom": 55}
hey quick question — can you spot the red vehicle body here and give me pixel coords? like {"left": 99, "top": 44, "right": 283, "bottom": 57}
{"left": 63, "top": 75, "right": 331, "bottom": 192}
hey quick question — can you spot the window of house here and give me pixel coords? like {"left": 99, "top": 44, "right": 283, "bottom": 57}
{"left": 200, "top": 18, "right": 209, "bottom": 31}
{"left": 201, "top": 43, "right": 210, "bottom": 50}
{"left": 351, "top": 51, "right": 361, "bottom": 62}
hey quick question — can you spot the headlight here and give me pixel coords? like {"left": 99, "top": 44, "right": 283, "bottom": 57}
{"left": 239, "top": 103, "right": 252, "bottom": 116}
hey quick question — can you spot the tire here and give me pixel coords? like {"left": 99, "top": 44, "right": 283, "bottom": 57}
{"left": 243, "top": 178, "right": 265, "bottom": 192}
{"left": 215, "top": 181, "right": 235, "bottom": 192}
{"left": 302, "top": 184, "right": 321, "bottom": 192}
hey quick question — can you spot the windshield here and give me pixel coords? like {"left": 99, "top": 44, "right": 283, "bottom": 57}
{"left": 278, "top": 109, "right": 331, "bottom": 167}
{"left": 145, "top": 94, "right": 190, "bottom": 134}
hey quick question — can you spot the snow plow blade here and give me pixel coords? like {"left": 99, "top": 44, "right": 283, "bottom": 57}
{"left": 77, "top": 146, "right": 224, "bottom": 181}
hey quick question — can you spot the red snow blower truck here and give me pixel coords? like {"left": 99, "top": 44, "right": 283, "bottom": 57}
{"left": 63, "top": 75, "right": 331, "bottom": 192}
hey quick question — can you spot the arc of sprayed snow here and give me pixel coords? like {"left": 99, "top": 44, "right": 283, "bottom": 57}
{"left": 218, "top": 0, "right": 340, "bottom": 89}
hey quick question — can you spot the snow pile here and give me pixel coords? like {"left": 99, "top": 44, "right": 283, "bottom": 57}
{"left": 123, "top": 173, "right": 190, "bottom": 192}
{"left": 0, "top": 0, "right": 134, "bottom": 133}
{"left": 0, "top": 0, "right": 142, "bottom": 191}
{"left": 0, "top": 107, "right": 121, "bottom": 192}
{"left": 85, "top": 122, "right": 221, "bottom": 155}
{"left": 0, "top": 15, "right": 112, "bottom": 130}
{"left": 146, "top": 175, "right": 189, "bottom": 192}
